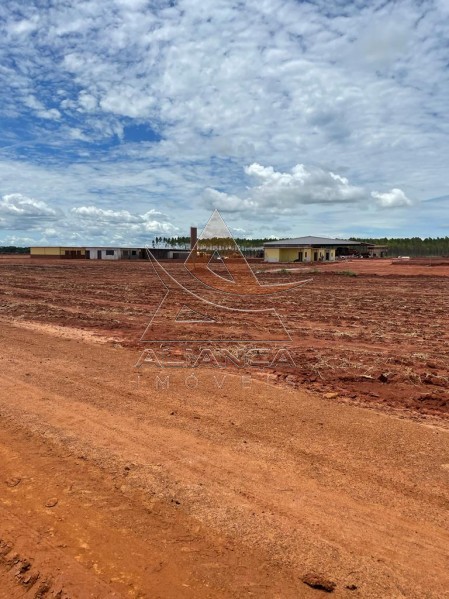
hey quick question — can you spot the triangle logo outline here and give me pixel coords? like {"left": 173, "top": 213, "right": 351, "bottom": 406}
{"left": 175, "top": 305, "right": 216, "bottom": 323}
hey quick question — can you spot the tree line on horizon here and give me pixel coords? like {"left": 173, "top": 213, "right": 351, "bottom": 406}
{"left": 0, "top": 246, "right": 29, "bottom": 254}
{"left": 350, "top": 237, "right": 449, "bottom": 257}
{"left": 151, "top": 236, "right": 270, "bottom": 249}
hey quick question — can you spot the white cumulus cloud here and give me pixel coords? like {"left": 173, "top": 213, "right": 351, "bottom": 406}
{"left": 0, "top": 193, "right": 59, "bottom": 230}
{"left": 203, "top": 163, "right": 413, "bottom": 215}
{"left": 371, "top": 188, "right": 413, "bottom": 208}
{"left": 71, "top": 206, "right": 143, "bottom": 223}
{"left": 69, "top": 205, "right": 178, "bottom": 240}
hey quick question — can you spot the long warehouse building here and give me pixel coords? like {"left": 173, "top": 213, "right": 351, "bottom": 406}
{"left": 29, "top": 246, "right": 189, "bottom": 260}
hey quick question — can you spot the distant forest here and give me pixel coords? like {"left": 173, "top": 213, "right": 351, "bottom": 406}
{"left": 0, "top": 246, "right": 29, "bottom": 254}
{"left": 350, "top": 237, "right": 449, "bottom": 257}
{"left": 152, "top": 236, "right": 269, "bottom": 249}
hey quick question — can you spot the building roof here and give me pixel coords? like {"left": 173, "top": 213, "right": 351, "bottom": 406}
{"left": 264, "top": 236, "right": 363, "bottom": 248}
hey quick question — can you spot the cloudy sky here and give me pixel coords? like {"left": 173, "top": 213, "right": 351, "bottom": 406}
{"left": 1, "top": 0, "right": 448, "bottom": 245}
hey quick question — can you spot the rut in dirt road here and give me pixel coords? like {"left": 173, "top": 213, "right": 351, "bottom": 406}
{"left": 1, "top": 320, "right": 449, "bottom": 597}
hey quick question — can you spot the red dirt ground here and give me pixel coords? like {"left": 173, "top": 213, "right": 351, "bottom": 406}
{"left": 0, "top": 256, "right": 448, "bottom": 598}
{"left": 1, "top": 257, "right": 448, "bottom": 421}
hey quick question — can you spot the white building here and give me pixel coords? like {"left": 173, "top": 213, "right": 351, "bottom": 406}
{"left": 85, "top": 247, "right": 145, "bottom": 260}
{"left": 86, "top": 247, "right": 122, "bottom": 260}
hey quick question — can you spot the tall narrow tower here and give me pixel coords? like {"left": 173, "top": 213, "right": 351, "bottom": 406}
{"left": 190, "top": 226, "right": 197, "bottom": 250}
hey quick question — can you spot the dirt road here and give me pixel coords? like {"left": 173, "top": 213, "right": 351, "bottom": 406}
{"left": 1, "top": 320, "right": 448, "bottom": 597}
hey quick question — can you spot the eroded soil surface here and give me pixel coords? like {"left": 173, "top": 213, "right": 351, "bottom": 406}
{"left": 1, "top": 257, "right": 448, "bottom": 421}
{"left": 0, "top": 257, "right": 448, "bottom": 597}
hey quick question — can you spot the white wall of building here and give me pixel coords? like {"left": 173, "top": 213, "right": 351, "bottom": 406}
{"left": 86, "top": 248, "right": 122, "bottom": 260}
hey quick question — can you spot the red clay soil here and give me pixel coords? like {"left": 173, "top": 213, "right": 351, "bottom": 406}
{"left": 262, "top": 256, "right": 449, "bottom": 277}
{"left": 0, "top": 258, "right": 448, "bottom": 421}
{"left": 1, "top": 322, "right": 449, "bottom": 598}
{"left": 0, "top": 257, "right": 449, "bottom": 598}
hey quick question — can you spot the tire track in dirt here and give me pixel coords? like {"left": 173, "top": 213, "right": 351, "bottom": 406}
{"left": 1, "top": 322, "right": 449, "bottom": 597}
{"left": 1, "top": 416, "right": 303, "bottom": 598}
{"left": 0, "top": 506, "right": 121, "bottom": 598}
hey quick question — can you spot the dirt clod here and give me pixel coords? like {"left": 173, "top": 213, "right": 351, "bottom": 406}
{"left": 301, "top": 572, "right": 336, "bottom": 592}
{"left": 6, "top": 477, "right": 22, "bottom": 487}
{"left": 34, "top": 581, "right": 52, "bottom": 598}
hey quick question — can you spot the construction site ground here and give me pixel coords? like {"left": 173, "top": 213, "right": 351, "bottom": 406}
{"left": 0, "top": 256, "right": 448, "bottom": 598}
